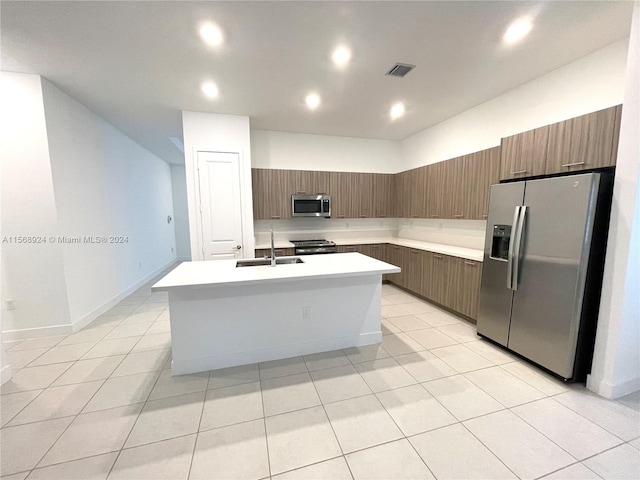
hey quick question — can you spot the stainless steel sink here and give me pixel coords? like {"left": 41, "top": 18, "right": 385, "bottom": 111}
{"left": 236, "top": 257, "right": 304, "bottom": 267}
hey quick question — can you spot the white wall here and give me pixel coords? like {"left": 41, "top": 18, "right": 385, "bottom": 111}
{"left": 251, "top": 130, "right": 402, "bottom": 173}
{"left": 41, "top": 78, "right": 176, "bottom": 331}
{"left": 401, "top": 38, "right": 629, "bottom": 170}
{"left": 182, "top": 111, "right": 254, "bottom": 260}
{"left": 170, "top": 165, "right": 191, "bottom": 260}
{"left": 588, "top": 3, "right": 640, "bottom": 399}
{"left": 0, "top": 72, "right": 72, "bottom": 334}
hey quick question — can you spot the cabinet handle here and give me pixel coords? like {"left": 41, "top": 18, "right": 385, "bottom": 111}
{"left": 359, "top": 215, "right": 367, "bottom": 218}
{"left": 379, "top": 215, "right": 387, "bottom": 218}
{"left": 561, "top": 162, "right": 586, "bottom": 168}
{"left": 464, "top": 261, "right": 476, "bottom": 266}
{"left": 411, "top": 249, "right": 419, "bottom": 254}
{"left": 483, "top": 214, "right": 488, "bottom": 219}
{"left": 337, "top": 214, "right": 346, "bottom": 219}
{"left": 270, "top": 216, "right": 281, "bottom": 219}
{"left": 510, "top": 170, "right": 527, "bottom": 174}
{"left": 433, "top": 254, "right": 443, "bottom": 259}
{"left": 296, "top": 191, "right": 307, "bottom": 194}
{"left": 431, "top": 214, "right": 439, "bottom": 218}
{"left": 454, "top": 214, "right": 463, "bottom": 218}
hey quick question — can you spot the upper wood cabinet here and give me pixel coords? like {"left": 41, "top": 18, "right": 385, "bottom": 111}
{"left": 425, "top": 161, "right": 449, "bottom": 219}
{"left": 291, "top": 170, "right": 330, "bottom": 195}
{"left": 329, "top": 172, "right": 354, "bottom": 218}
{"left": 499, "top": 125, "right": 549, "bottom": 181}
{"left": 459, "top": 147, "right": 501, "bottom": 220}
{"left": 252, "top": 169, "right": 293, "bottom": 220}
{"left": 394, "top": 170, "right": 411, "bottom": 218}
{"left": 545, "top": 105, "right": 622, "bottom": 175}
{"left": 373, "top": 174, "right": 395, "bottom": 218}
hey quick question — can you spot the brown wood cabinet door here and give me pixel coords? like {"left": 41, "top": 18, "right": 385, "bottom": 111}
{"left": 251, "top": 169, "right": 292, "bottom": 220}
{"left": 426, "top": 162, "right": 448, "bottom": 219}
{"left": 373, "top": 174, "right": 395, "bottom": 218}
{"left": 429, "top": 252, "right": 451, "bottom": 306}
{"left": 449, "top": 257, "right": 483, "bottom": 320}
{"left": 450, "top": 156, "right": 469, "bottom": 220}
{"left": 252, "top": 169, "right": 265, "bottom": 220}
{"left": 291, "top": 170, "right": 331, "bottom": 195}
{"left": 329, "top": 172, "right": 352, "bottom": 219}
{"left": 480, "top": 147, "right": 502, "bottom": 219}
{"left": 499, "top": 126, "right": 548, "bottom": 180}
{"left": 405, "top": 249, "right": 424, "bottom": 294}
{"left": 386, "top": 245, "right": 404, "bottom": 286}
{"left": 255, "top": 248, "right": 294, "bottom": 257}
{"left": 546, "top": 105, "right": 621, "bottom": 174}
{"left": 355, "top": 173, "right": 374, "bottom": 218}
{"left": 611, "top": 104, "right": 622, "bottom": 164}
{"left": 394, "top": 171, "right": 411, "bottom": 218}
{"left": 368, "top": 244, "right": 384, "bottom": 261}
{"left": 409, "top": 166, "right": 428, "bottom": 218}
{"left": 418, "top": 250, "right": 433, "bottom": 299}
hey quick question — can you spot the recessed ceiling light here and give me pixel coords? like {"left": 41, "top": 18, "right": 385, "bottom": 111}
{"left": 199, "top": 22, "right": 224, "bottom": 47}
{"left": 503, "top": 17, "right": 533, "bottom": 45}
{"left": 305, "top": 93, "right": 321, "bottom": 110}
{"left": 201, "top": 81, "right": 219, "bottom": 99}
{"left": 331, "top": 45, "right": 352, "bottom": 68}
{"left": 390, "top": 102, "right": 405, "bottom": 120}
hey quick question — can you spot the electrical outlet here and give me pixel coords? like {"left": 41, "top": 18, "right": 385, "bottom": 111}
{"left": 302, "top": 306, "right": 311, "bottom": 319}
{"left": 5, "top": 299, "right": 15, "bottom": 310}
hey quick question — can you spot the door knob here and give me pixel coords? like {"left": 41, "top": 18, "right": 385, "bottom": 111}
{"left": 236, "top": 245, "right": 242, "bottom": 250}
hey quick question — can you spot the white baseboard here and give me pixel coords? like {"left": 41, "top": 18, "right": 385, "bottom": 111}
{"left": 587, "top": 373, "right": 640, "bottom": 399}
{"left": 70, "top": 258, "right": 178, "bottom": 333}
{"left": 3, "top": 258, "right": 178, "bottom": 341}
{"left": 1, "top": 364, "right": 12, "bottom": 385}
{"left": 3, "top": 324, "right": 74, "bottom": 341}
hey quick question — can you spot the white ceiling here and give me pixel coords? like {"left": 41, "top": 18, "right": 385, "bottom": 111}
{"left": 1, "top": 1, "right": 633, "bottom": 165}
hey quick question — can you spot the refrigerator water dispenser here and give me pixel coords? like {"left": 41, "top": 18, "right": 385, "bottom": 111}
{"left": 490, "top": 225, "right": 511, "bottom": 260}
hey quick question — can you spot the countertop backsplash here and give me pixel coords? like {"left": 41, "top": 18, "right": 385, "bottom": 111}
{"left": 254, "top": 217, "right": 486, "bottom": 251}
{"left": 396, "top": 218, "right": 486, "bottom": 250}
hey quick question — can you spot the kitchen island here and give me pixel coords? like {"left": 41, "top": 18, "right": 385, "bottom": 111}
{"left": 152, "top": 253, "right": 400, "bottom": 375}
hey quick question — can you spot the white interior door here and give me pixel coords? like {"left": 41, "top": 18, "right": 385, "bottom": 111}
{"left": 197, "top": 151, "right": 244, "bottom": 260}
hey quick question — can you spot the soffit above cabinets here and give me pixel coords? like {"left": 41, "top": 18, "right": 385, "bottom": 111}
{"left": 1, "top": 1, "right": 633, "bottom": 165}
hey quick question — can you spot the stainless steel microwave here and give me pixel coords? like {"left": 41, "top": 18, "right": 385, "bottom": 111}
{"left": 291, "top": 194, "right": 331, "bottom": 218}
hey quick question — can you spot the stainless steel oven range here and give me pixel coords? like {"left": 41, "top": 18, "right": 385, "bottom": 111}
{"left": 290, "top": 239, "right": 337, "bottom": 255}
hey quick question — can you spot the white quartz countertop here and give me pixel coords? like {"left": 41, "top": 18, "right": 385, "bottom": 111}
{"left": 152, "top": 252, "right": 400, "bottom": 291}
{"left": 255, "top": 237, "right": 483, "bottom": 262}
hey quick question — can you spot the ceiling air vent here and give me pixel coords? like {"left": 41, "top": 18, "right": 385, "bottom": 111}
{"left": 386, "top": 63, "right": 415, "bottom": 78}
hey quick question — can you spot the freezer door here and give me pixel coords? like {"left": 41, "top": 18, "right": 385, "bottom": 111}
{"left": 508, "top": 173, "right": 600, "bottom": 378}
{"left": 477, "top": 182, "right": 525, "bottom": 346}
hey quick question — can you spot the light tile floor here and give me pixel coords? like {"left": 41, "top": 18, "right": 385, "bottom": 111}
{"left": 1, "top": 281, "right": 639, "bottom": 480}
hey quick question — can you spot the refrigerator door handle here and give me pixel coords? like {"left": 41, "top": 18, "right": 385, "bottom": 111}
{"left": 512, "top": 206, "right": 528, "bottom": 291}
{"left": 507, "top": 206, "right": 521, "bottom": 290}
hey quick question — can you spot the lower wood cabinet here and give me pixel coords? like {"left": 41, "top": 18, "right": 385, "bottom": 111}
{"left": 255, "top": 248, "right": 295, "bottom": 257}
{"left": 333, "top": 243, "right": 483, "bottom": 320}
{"left": 449, "top": 257, "right": 483, "bottom": 319}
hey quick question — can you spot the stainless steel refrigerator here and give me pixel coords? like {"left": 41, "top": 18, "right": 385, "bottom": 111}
{"left": 477, "top": 172, "right": 613, "bottom": 382}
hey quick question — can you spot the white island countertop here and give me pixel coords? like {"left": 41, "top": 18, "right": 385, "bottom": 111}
{"left": 152, "top": 252, "right": 400, "bottom": 291}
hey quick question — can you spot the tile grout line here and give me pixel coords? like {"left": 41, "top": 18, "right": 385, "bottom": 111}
{"left": 185, "top": 376, "right": 209, "bottom": 480}
{"left": 104, "top": 352, "right": 168, "bottom": 479}
{"left": 257, "top": 361, "right": 274, "bottom": 480}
